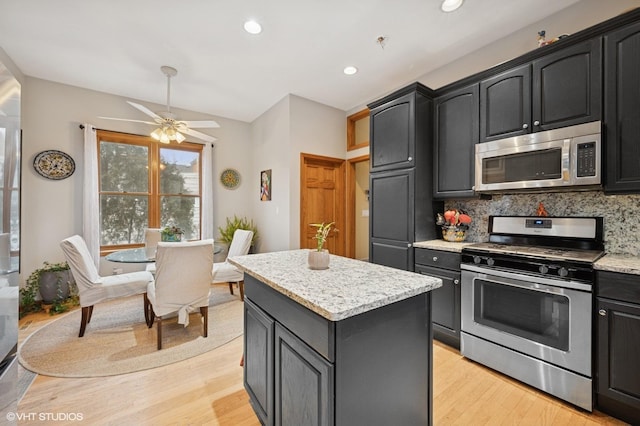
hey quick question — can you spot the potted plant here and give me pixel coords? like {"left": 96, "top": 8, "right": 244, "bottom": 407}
{"left": 436, "top": 209, "right": 472, "bottom": 242}
{"left": 308, "top": 222, "right": 335, "bottom": 270}
{"left": 218, "top": 215, "right": 259, "bottom": 250}
{"left": 20, "top": 261, "right": 77, "bottom": 316}
{"left": 161, "top": 225, "right": 183, "bottom": 242}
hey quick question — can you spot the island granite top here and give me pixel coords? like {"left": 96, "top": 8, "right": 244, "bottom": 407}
{"left": 228, "top": 249, "right": 442, "bottom": 321}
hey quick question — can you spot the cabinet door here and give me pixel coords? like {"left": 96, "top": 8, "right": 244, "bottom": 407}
{"left": 480, "top": 64, "right": 531, "bottom": 142}
{"left": 370, "top": 92, "right": 415, "bottom": 172}
{"left": 244, "top": 298, "right": 275, "bottom": 426}
{"left": 275, "top": 323, "right": 334, "bottom": 426}
{"left": 604, "top": 21, "right": 640, "bottom": 193}
{"left": 596, "top": 297, "right": 640, "bottom": 424}
{"left": 434, "top": 84, "right": 478, "bottom": 198}
{"left": 416, "top": 264, "right": 461, "bottom": 349}
{"left": 369, "top": 168, "right": 414, "bottom": 270}
{"left": 532, "top": 39, "right": 602, "bottom": 131}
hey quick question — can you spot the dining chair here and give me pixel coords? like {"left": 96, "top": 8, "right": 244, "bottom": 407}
{"left": 144, "top": 228, "right": 162, "bottom": 274}
{"left": 145, "top": 239, "right": 214, "bottom": 350}
{"left": 212, "top": 229, "right": 253, "bottom": 301}
{"left": 60, "top": 235, "right": 155, "bottom": 337}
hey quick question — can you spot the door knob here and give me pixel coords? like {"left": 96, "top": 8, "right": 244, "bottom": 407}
{"left": 432, "top": 256, "right": 438, "bottom": 262}
{"left": 534, "top": 120, "right": 540, "bottom": 126}
{"left": 598, "top": 309, "right": 607, "bottom": 316}
{"left": 454, "top": 279, "right": 460, "bottom": 285}
{"left": 408, "top": 156, "right": 413, "bottom": 161}
{"left": 522, "top": 123, "right": 529, "bottom": 129}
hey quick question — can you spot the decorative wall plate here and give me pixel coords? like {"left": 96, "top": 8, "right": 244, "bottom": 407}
{"left": 220, "top": 168, "right": 241, "bottom": 189}
{"left": 33, "top": 150, "right": 76, "bottom": 180}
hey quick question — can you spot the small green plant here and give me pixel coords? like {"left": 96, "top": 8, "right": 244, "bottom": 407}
{"left": 218, "top": 215, "right": 259, "bottom": 246}
{"left": 161, "top": 225, "right": 183, "bottom": 241}
{"left": 311, "top": 222, "right": 335, "bottom": 251}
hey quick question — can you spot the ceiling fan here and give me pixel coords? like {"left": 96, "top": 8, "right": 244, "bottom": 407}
{"left": 99, "top": 65, "right": 219, "bottom": 143}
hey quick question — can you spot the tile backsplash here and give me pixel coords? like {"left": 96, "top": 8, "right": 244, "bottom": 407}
{"left": 444, "top": 191, "right": 640, "bottom": 256}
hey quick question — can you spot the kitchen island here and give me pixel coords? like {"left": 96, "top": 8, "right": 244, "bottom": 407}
{"left": 229, "top": 249, "right": 442, "bottom": 426}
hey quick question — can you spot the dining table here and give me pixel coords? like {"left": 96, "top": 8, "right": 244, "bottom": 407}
{"left": 106, "top": 243, "right": 223, "bottom": 263}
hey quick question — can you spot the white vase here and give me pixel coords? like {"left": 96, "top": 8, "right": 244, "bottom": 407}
{"left": 308, "top": 249, "right": 330, "bottom": 270}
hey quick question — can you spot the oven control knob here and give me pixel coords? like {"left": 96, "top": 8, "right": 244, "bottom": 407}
{"left": 486, "top": 258, "right": 495, "bottom": 266}
{"left": 539, "top": 265, "right": 549, "bottom": 274}
{"left": 558, "top": 267, "right": 569, "bottom": 277}
{"left": 473, "top": 256, "right": 482, "bottom": 264}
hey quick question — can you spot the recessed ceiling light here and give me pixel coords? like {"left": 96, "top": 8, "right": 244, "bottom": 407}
{"left": 244, "top": 20, "right": 262, "bottom": 35}
{"left": 343, "top": 66, "right": 358, "bottom": 75}
{"left": 441, "top": 0, "right": 464, "bottom": 12}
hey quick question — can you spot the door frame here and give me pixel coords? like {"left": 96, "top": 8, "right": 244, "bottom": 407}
{"left": 345, "top": 154, "right": 370, "bottom": 259}
{"left": 300, "top": 153, "right": 346, "bottom": 256}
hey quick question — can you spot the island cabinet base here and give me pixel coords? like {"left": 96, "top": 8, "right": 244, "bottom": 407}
{"left": 243, "top": 274, "right": 433, "bottom": 426}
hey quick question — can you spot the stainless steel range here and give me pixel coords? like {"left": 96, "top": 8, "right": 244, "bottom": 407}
{"left": 460, "top": 216, "right": 604, "bottom": 411}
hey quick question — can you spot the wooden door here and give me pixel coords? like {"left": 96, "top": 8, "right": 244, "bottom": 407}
{"left": 300, "top": 154, "right": 345, "bottom": 256}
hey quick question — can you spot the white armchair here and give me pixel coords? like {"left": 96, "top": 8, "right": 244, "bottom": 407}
{"left": 145, "top": 239, "right": 214, "bottom": 350}
{"left": 60, "top": 235, "right": 154, "bottom": 337}
{"left": 212, "top": 229, "right": 253, "bottom": 301}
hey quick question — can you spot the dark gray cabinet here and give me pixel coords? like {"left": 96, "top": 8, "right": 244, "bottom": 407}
{"left": 244, "top": 274, "right": 434, "bottom": 426}
{"left": 479, "top": 39, "right": 601, "bottom": 142}
{"left": 415, "top": 248, "right": 461, "bottom": 349}
{"left": 368, "top": 83, "right": 441, "bottom": 270}
{"left": 595, "top": 271, "right": 640, "bottom": 425}
{"left": 434, "top": 84, "right": 479, "bottom": 198}
{"left": 604, "top": 21, "right": 640, "bottom": 193}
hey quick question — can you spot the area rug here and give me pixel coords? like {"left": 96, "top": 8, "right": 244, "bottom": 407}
{"left": 18, "top": 286, "right": 243, "bottom": 378}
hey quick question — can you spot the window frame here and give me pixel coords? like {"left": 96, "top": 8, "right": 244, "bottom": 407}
{"left": 97, "top": 130, "right": 203, "bottom": 254}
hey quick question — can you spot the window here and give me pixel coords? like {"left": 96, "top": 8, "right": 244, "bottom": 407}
{"left": 97, "top": 130, "right": 203, "bottom": 252}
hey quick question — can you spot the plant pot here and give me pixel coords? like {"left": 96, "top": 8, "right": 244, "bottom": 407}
{"left": 161, "top": 233, "right": 182, "bottom": 242}
{"left": 442, "top": 226, "right": 467, "bottom": 242}
{"left": 308, "top": 249, "right": 330, "bottom": 270}
{"left": 39, "top": 270, "right": 72, "bottom": 304}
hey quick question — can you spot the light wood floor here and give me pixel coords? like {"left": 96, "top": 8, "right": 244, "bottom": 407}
{"left": 18, "top": 309, "right": 627, "bottom": 425}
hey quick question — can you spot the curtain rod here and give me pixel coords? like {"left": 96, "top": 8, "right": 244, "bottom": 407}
{"left": 79, "top": 124, "right": 214, "bottom": 147}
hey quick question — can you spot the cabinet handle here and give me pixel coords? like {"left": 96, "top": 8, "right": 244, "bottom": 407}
{"left": 533, "top": 120, "right": 540, "bottom": 126}
{"left": 432, "top": 256, "right": 438, "bottom": 262}
{"left": 522, "top": 123, "right": 528, "bottom": 129}
{"left": 408, "top": 156, "right": 413, "bottom": 161}
{"left": 407, "top": 243, "right": 412, "bottom": 248}
{"left": 598, "top": 309, "right": 607, "bottom": 316}
{"left": 454, "top": 279, "right": 460, "bottom": 285}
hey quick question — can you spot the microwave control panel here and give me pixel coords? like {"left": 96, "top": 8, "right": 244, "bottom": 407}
{"left": 576, "top": 142, "right": 597, "bottom": 177}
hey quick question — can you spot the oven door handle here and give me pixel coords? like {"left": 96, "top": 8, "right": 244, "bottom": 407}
{"left": 460, "top": 264, "right": 592, "bottom": 292}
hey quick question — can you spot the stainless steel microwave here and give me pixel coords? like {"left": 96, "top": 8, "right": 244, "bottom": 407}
{"left": 475, "top": 121, "right": 601, "bottom": 193}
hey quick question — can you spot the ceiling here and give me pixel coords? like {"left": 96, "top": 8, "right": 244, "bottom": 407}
{"left": 0, "top": 0, "right": 584, "bottom": 123}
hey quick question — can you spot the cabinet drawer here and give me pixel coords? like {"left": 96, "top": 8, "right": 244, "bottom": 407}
{"left": 415, "top": 248, "right": 461, "bottom": 271}
{"left": 596, "top": 271, "right": 640, "bottom": 305}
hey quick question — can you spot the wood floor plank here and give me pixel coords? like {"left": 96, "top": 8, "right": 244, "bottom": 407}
{"left": 18, "top": 311, "right": 627, "bottom": 425}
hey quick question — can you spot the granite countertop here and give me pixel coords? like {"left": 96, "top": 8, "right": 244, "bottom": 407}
{"left": 228, "top": 249, "right": 442, "bottom": 321}
{"left": 594, "top": 253, "right": 640, "bottom": 275}
{"left": 413, "top": 239, "right": 477, "bottom": 253}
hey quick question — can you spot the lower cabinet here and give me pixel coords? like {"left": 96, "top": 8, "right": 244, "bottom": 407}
{"left": 595, "top": 271, "right": 640, "bottom": 425}
{"left": 243, "top": 275, "right": 433, "bottom": 426}
{"left": 415, "top": 248, "right": 461, "bottom": 349}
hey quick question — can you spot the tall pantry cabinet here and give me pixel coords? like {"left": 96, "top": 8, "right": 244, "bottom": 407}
{"left": 368, "top": 83, "right": 442, "bottom": 271}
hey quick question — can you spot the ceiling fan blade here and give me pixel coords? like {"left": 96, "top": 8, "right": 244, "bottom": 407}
{"left": 180, "top": 119, "right": 220, "bottom": 129}
{"left": 181, "top": 127, "right": 217, "bottom": 143}
{"left": 98, "top": 116, "right": 157, "bottom": 125}
{"left": 126, "top": 101, "right": 162, "bottom": 120}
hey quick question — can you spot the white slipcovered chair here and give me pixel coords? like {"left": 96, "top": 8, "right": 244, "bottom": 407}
{"left": 144, "top": 228, "right": 162, "bottom": 274}
{"left": 144, "top": 239, "right": 214, "bottom": 350}
{"left": 212, "top": 229, "right": 253, "bottom": 301}
{"left": 60, "top": 235, "right": 154, "bottom": 337}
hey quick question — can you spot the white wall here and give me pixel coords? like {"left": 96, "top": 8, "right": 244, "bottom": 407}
{"left": 21, "top": 77, "right": 253, "bottom": 276}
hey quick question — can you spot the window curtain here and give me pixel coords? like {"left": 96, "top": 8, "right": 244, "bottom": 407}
{"left": 201, "top": 143, "right": 214, "bottom": 240}
{"left": 82, "top": 124, "right": 100, "bottom": 267}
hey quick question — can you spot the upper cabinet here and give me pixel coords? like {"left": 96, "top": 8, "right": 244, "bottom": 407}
{"left": 480, "top": 39, "right": 602, "bottom": 142}
{"left": 369, "top": 87, "right": 429, "bottom": 172}
{"left": 434, "top": 83, "right": 478, "bottom": 198}
{"left": 604, "top": 20, "right": 640, "bottom": 193}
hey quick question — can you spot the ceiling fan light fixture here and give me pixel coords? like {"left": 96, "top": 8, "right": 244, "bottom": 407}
{"left": 150, "top": 128, "right": 163, "bottom": 141}
{"left": 175, "top": 131, "right": 186, "bottom": 143}
{"left": 441, "top": 0, "right": 463, "bottom": 12}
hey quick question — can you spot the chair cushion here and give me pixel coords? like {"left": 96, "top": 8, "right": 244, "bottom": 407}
{"left": 80, "top": 270, "right": 153, "bottom": 307}
{"left": 211, "top": 262, "right": 243, "bottom": 284}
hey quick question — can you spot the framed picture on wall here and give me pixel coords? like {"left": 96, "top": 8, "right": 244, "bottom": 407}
{"left": 260, "top": 169, "right": 271, "bottom": 201}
